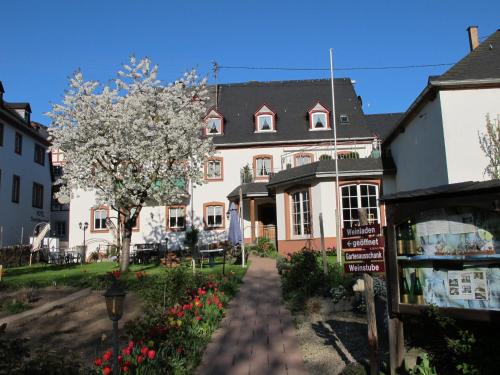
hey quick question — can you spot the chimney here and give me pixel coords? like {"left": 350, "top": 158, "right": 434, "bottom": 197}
{"left": 0, "top": 81, "right": 4, "bottom": 103}
{"left": 467, "top": 26, "right": 479, "bottom": 51}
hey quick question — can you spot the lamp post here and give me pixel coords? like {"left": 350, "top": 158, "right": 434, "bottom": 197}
{"left": 104, "top": 281, "right": 126, "bottom": 374}
{"left": 79, "top": 221, "right": 88, "bottom": 246}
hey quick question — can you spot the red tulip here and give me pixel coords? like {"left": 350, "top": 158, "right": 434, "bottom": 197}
{"left": 141, "top": 346, "right": 149, "bottom": 356}
{"left": 137, "top": 354, "right": 144, "bottom": 364}
{"left": 148, "top": 350, "right": 156, "bottom": 360}
{"left": 94, "top": 358, "right": 103, "bottom": 367}
{"left": 102, "top": 367, "right": 112, "bottom": 375}
{"left": 103, "top": 351, "right": 112, "bottom": 362}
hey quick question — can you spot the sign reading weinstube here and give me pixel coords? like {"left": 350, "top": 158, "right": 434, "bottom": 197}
{"left": 342, "top": 224, "right": 380, "bottom": 238}
{"left": 344, "top": 261, "right": 385, "bottom": 273}
{"left": 342, "top": 236, "right": 384, "bottom": 249}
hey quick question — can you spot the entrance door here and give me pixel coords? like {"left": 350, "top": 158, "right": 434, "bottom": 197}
{"left": 258, "top": 204, "right": 276, "bottom": 242}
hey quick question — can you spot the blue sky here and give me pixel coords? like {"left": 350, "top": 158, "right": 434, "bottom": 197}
{"left": 1, "top": 0, "right": 499, "bottom": 122}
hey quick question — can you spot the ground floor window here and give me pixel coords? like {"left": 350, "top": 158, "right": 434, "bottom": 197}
{"left": 55, "top": 221, "right": 66, "bottom": 237}
{"left": 205, "top": 204, "right": 224, "bottom": 228}
{"left": 92, "top": 208, "right": 108, "bottom": 231}
{"left": 341, "top": 184, "right": 379, "bottom": 227}
{"left": 168, "top": 206, "right": 185, "bottom": 229}
{"left": 291, "top": 190, "right": 311, "bottom": 236}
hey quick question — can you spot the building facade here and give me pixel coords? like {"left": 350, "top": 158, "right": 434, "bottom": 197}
{"left": 67, "top": 78, "right": 392, "bottom": 255}
{"left": 0, "top": 82, "right": 52, "bottom": 247}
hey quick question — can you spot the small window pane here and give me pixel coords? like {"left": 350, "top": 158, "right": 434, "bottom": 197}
{"left": 312, "top": 112, "right": 327, "bottom": 129}
{"left": 258, "top": 115, "right": 273, "bottom": 131}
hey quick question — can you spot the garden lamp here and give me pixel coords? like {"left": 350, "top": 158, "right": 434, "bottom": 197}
{"left": 104, "top": 281, "right": 126, "bottom": 321}
{"left": 104, "top": 281, "right": 126, "bottom": 374}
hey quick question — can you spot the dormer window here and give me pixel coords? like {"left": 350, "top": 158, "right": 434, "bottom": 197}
{"left": 308, "top": 102, "right": 330, "bottom": 131}
{"left": 254, "top": 104, "right": 276, "bottom": 132}
{"left": 204, "top": 108, "right": 224, "bottom": 136}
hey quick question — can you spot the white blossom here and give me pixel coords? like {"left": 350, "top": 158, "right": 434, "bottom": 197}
{"left": 47, "top": 56, "right": 214, "bottom": 270}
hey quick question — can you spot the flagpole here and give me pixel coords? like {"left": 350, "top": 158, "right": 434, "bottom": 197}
{"left": 239, "top": 187, "right": 246, "bottom": 268}
{"left": 330, "top": 48, "right": 342, "bottom": 264}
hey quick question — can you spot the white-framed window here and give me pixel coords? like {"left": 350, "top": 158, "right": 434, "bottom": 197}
{"left": 339, "top": 114, "right": 350, "bottom": 124}
{"left": 341, "top": 184, "right": 379, "bottom": 228}
{"left": 291, "top": 190, "right": 311, "bottom": 236}
{"left": 206, "top": 205, "right": 223, "bottom": 228}
{"left": 295, "top": 154, "right": 312, "bottom": 167}
{"left": 94, "top": 209, "right": 107, "bottom": 230}
{"left": 255, "top": 156, "right": 272, "bottom": 177}
{"left": 257, "top": 114, "right": 274, "bottom": 131}
{"left": 206, "top": 159, "right": 222, "bottom": 180}
{"left": 168, "top": 207, "right": 185, "bottom": 229}
{"left": 311, "top": 112, "right": 327, "bottom": 129}
{"left": 206, "top": 117, "right": 222, "bottom": 135}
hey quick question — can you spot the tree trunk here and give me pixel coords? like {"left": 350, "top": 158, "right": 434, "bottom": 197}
{"left": 120, "top": 222, "right": 132, "bottom": 272}
{"left": 119, "top": 208, "right": 141, "bottom": 272}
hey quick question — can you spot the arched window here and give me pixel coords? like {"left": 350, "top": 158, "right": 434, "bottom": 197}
{"left": 341, "top": 184, "right": 379, "bottom": 228}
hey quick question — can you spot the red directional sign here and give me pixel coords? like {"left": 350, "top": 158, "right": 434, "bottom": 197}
{"left": 342, "top": 224, "right": 380, "bottom": 238}
{"left": 344, "top": 261, "right": 385, "bottom": 273}
{"left": 342, "top": 236, "right": 385, "bottom": 249}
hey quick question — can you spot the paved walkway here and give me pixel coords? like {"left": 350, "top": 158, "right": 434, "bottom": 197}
{"left": 197, "top": 256, "right": 307, "bottom": 375}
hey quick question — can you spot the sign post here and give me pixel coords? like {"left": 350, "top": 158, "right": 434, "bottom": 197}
{"left": 341, "top": 209, "right": 382, "bottom": 375}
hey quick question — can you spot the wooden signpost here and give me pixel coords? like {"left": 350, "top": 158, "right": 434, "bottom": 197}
{"left": 342, "top": 209, "right": 384, "bottom": 375}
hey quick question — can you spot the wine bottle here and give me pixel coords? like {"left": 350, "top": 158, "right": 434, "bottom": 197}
{"left": 407, "top": 220, "right": 417, "bottom": 255}
{"left": 412, "top": 269, "right": 424, "bottom": 304}
{"left": 399, "top": 269, "right": 410, "bottom": 304}
{"left": 397, "top": 226, "right": 405, "bottom": 255}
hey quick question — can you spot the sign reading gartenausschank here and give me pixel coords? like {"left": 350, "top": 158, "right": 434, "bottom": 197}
{"left": 344, "top": 249, "right": 384, "bottom": 262}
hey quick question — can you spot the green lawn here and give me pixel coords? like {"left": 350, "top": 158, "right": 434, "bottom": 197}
{"left": 1, "top": 260, "right": 248, "bottom": 290}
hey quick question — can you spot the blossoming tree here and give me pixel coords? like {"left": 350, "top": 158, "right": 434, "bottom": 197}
{"left": 48, "top": 57, "right": 213, "bottom": 271}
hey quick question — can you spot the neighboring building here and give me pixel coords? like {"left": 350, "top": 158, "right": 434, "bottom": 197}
{"left": 0, "top": 81, "right": 52, "bottom": 247}
{"left": 69, "top": 78, "right": 393, "bottom": 254}
{"left": 50, "top": 149, "right": 69, "bottom": 247}
{"left": 382, "top": 26, "right": 500, "bottom": 194}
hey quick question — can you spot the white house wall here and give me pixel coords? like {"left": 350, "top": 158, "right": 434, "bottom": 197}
{"left": 439, "top": 88, "right": 500, "bottom": 183}
{"left": 0, "top": 124, "right": 51, "bottom": 246}
{"left": 388, "top": 95, "right": 449, "bottom": 192}
{"left": 68, "top": 141, "right": 374, "bottom": 252}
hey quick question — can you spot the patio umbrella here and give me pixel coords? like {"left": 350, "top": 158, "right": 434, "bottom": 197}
{"left": 227, "top": 202, "right": 242, "bottom": 246}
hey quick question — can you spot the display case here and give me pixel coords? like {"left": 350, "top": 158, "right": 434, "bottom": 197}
{"left": 382, "top": 180, "right": 500, "bottom": 321}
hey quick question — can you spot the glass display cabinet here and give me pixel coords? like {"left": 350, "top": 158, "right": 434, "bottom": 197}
{"left": 382, "top": 180, "right": 500, "bottom": 321}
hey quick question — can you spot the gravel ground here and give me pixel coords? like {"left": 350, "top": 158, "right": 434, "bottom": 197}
{"left": 295, "top": 297, "right": 371, "bottom": 375}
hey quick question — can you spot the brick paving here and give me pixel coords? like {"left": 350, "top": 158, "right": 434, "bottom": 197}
{"left": 197, "top": 255, "right": 308, "bottom": 375}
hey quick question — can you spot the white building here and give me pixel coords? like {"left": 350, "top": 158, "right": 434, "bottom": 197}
{"left": 68, "top": 78, "right": 392, "bottom": 255}
{"left": 0, "top": 82, "right": 52, "bottom": 246}
{"left": 381, "top": 26, "right": 500, "bottom": 194}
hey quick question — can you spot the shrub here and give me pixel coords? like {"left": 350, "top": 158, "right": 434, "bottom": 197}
{"left": 403, "top": 305, "right": 500, "bottom": 374}
{"left": 248, "top": 237, "right": 277, "bottom": 258}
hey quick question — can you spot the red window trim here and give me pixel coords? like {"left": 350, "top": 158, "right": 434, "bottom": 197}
{"left": 166, "top": 205, "right": 187, "bottom": 231}
{"left": 204, "top": 157, "right": 224, "bottom": 182}
{"left": 254, "top": 104, "right": 276, "bottom": 132}
{"left": 253, "top": 154, "right": 274, "bottom": 180}
{"left": 308, "top": 101, "right": 331, "bottom": 130}
{"left": 90, "top": 206, "right": 110, "bottom": 233}
{"left": 203, "top": 201, "right": 226, "bottom": 230}
{"left": 203, "top": 108, "right": 224, "bottom": 136}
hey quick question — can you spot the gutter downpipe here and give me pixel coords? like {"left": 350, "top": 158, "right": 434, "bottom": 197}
{"left": 330, "top": 48, "right": 342, "bottom": 264}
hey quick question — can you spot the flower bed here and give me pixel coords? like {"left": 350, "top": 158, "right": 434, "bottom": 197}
{"left": 95, "top": 269, "right": 242, "bottom": 374}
